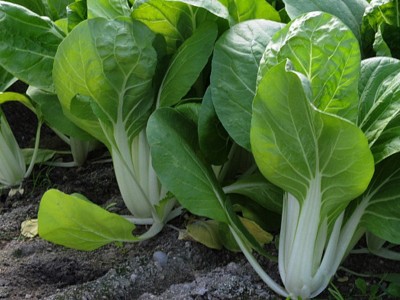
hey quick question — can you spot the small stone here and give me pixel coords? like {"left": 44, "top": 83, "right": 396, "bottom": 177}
{"left": 130, "top": 273, "right": 137, "bottom": 284}
{"left": 153, "top": 251, "right": 168, "bottom": 268}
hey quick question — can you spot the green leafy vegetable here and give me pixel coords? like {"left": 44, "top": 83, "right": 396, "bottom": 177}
{"left": 38, "top": 189, "right": 139, "bottom": 251}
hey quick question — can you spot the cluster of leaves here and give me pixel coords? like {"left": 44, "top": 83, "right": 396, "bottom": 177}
{"left": 1, "top": 0, "right": 400, "bottom": 299}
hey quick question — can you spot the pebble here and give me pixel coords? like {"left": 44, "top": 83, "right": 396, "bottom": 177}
{"left": 153, "top": 250, "right": 168, "bottom": 268}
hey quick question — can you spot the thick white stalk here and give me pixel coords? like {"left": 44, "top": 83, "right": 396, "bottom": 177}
{"left": 282, "top": 177, "right": 322, "bottom": 299}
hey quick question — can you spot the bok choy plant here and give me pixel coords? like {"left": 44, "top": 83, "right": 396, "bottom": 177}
{"left": 148, "top": 11, "right": 400, "bottom": 299}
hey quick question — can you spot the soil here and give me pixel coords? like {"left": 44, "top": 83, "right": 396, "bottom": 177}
{"left": 1, "top": 88, "right": 400, "bottom": 300}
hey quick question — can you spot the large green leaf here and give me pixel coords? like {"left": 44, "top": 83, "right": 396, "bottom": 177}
{"left": 361, "top": 153, "right": 400, "bottom": 244}
{"left": 259, "top": 12, "right": 360, "bottom": 122}
{"left": 147, "top": 108, "right": 228, "bottom": 223}
{"left": 251, "top": 61, "right": 374, "bottom": 223}
{"left": 211, "top": 19, "right": 284, "bottom": 150}
{"left": 157, "top": 22, "right": 218, "bottom": 107}
{"left": 53, "top": 18, "right": 157, "bottom": 146}
{"left": 87, "top": 0, "right": 130, "bottom": 19}
{"left": 283, "top": 0, "right": 368, "bottom": 41}
{"left": 219, "top": 0, "right": 280, "bottom": 24}
{"left": 166, "top": 0, "right": 229, "bottom": 19}
{"left": 358, "top": 57, "right": 400, "bottom": 162}
{"left": 131, "top": 0, "right": 204, "bottom": 54}
{"left": 5, "top": 0, "right": 74, "bottom": 20}
{"left": 38, "top": 189, "right": 139, "bottom": 251}
{"left": 0, "top": 2, "right": 65, "bottom": 92}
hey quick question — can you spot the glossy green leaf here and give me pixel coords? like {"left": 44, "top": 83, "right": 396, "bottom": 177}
{"left": 131, "top": 0, "right": 194, "bottom": 54}
{"left": 87, "top": 0, "right": 130, "bottom": 19}
{"left": 251, "top": 61, "right": 374, "bottom": 223}
{"left": 358, "top": 57, "right": 400, "bottom": 162}
{"left": 283, "top": 0, "right": 368, "bottom": 41}
{"left": 0, "top": 2, "right": 65, "bottom": 92}
{"left": 53, "top": 18, "right": 157, "bottom": 146}
{"left": 157, "top": 22, "right": 218, "bottom": 107}
{"left": 219, "top": 0, "right": 280, "bottom": 24}
{"left": 147, "top": 108, "right": 228, "bottom": 223}
{"left": 211, "top": 19, "right": 284, "bottom": 150}
{"left": 166, "top": 0, "right": 229, "bottom": 19}
{"left": 198, "top": 88, "right": 230, "bottom": 165}
{"left": 5, "top": 0, "right": 73, "bottom": 20}
{"left": 361, "top": 153, "right": 400, "bottom": 244}
{"left": 259, "top": 12, "right": 360, "bottom": 122}
{"left": 38, "top": 189, "right": 139, "bottom": 251}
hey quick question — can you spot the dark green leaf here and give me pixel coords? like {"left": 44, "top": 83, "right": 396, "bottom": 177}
{"left": 147, "top": 108, "right": 228, "bottom": 222}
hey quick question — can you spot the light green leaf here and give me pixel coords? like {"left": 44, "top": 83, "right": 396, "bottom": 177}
{"left": 38, "top": 189, "right": 139, "bottom": 251}
{"left": 166, "top": 0, "right": 229, "bottom": 19}
{"left": 358, "top": 57, "right": 400, "bottom": 160}
{"left": 259, "top": 12, "right": 360, "bottom": 122}
{"left": 0, "top": 92, "right": 35, "bottom": 112}
{"left": 0, "top": 2, "right": 65, "bottom": 92}
{"left": 283, "top": 0, "right": 368, "bottom": 41}
{"left": 211, "top": 19, "right": 284, "bottom": 150}
{"left": 361, "top": 153, "right": 400, "bottom": 244}
{"left": 0, "top": 112, "right": 25, "bottom": 187}
{"left": 147, "top": 108, "right": 228, "bottom": 223}
{"left": 131, "top": 0, "right": 194, "bottom": 54}
{"left": 251, "top": 61, "right": 374, "bottom": 223}
{"left": 87, "top": 0, "right": 131, "bottom": 19}
{"left": 220, "top": 0, "right": 280, "bottom": 24}
{"left": 157, "top": 22, "right": 218, "bottom": 107}
{"left": 53, "top": 18, "right": 157, "bottom": 146}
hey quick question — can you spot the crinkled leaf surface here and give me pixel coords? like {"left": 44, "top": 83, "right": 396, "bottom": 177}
{"left": 53, "top": 18, "right": 157, "bottom": 146}
{"left": 0, "top": 2, "right": 65, "bottom": 92}
{"left": 147, "top": 108, "right": 228, "bottom": 223}
{"left": 211, "top": 19, "right": 284, "bottom": 150}
{"left": 259, "top": 12, "right": 361, "bottom": 122}
{"left": 157, "top": 22, "right": 218, "bottom": 107}
{"left": 251, "top": 62, "right": 374, "bottom": 223}
{"left": 38, "top": 189, "right": 139, "bottom": 251}
{"left": 283, "top": 0, "right": 368, "bottom": 41}
{"left": 358, "top": 57, "right": 400, "bottom": 162}
{"left": 361, "top": 153, "right": 400, "bottom": 244}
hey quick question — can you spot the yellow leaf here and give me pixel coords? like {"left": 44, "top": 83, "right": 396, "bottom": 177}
{"left": 21, "top": 219, "right": 38, "bottom": 238}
